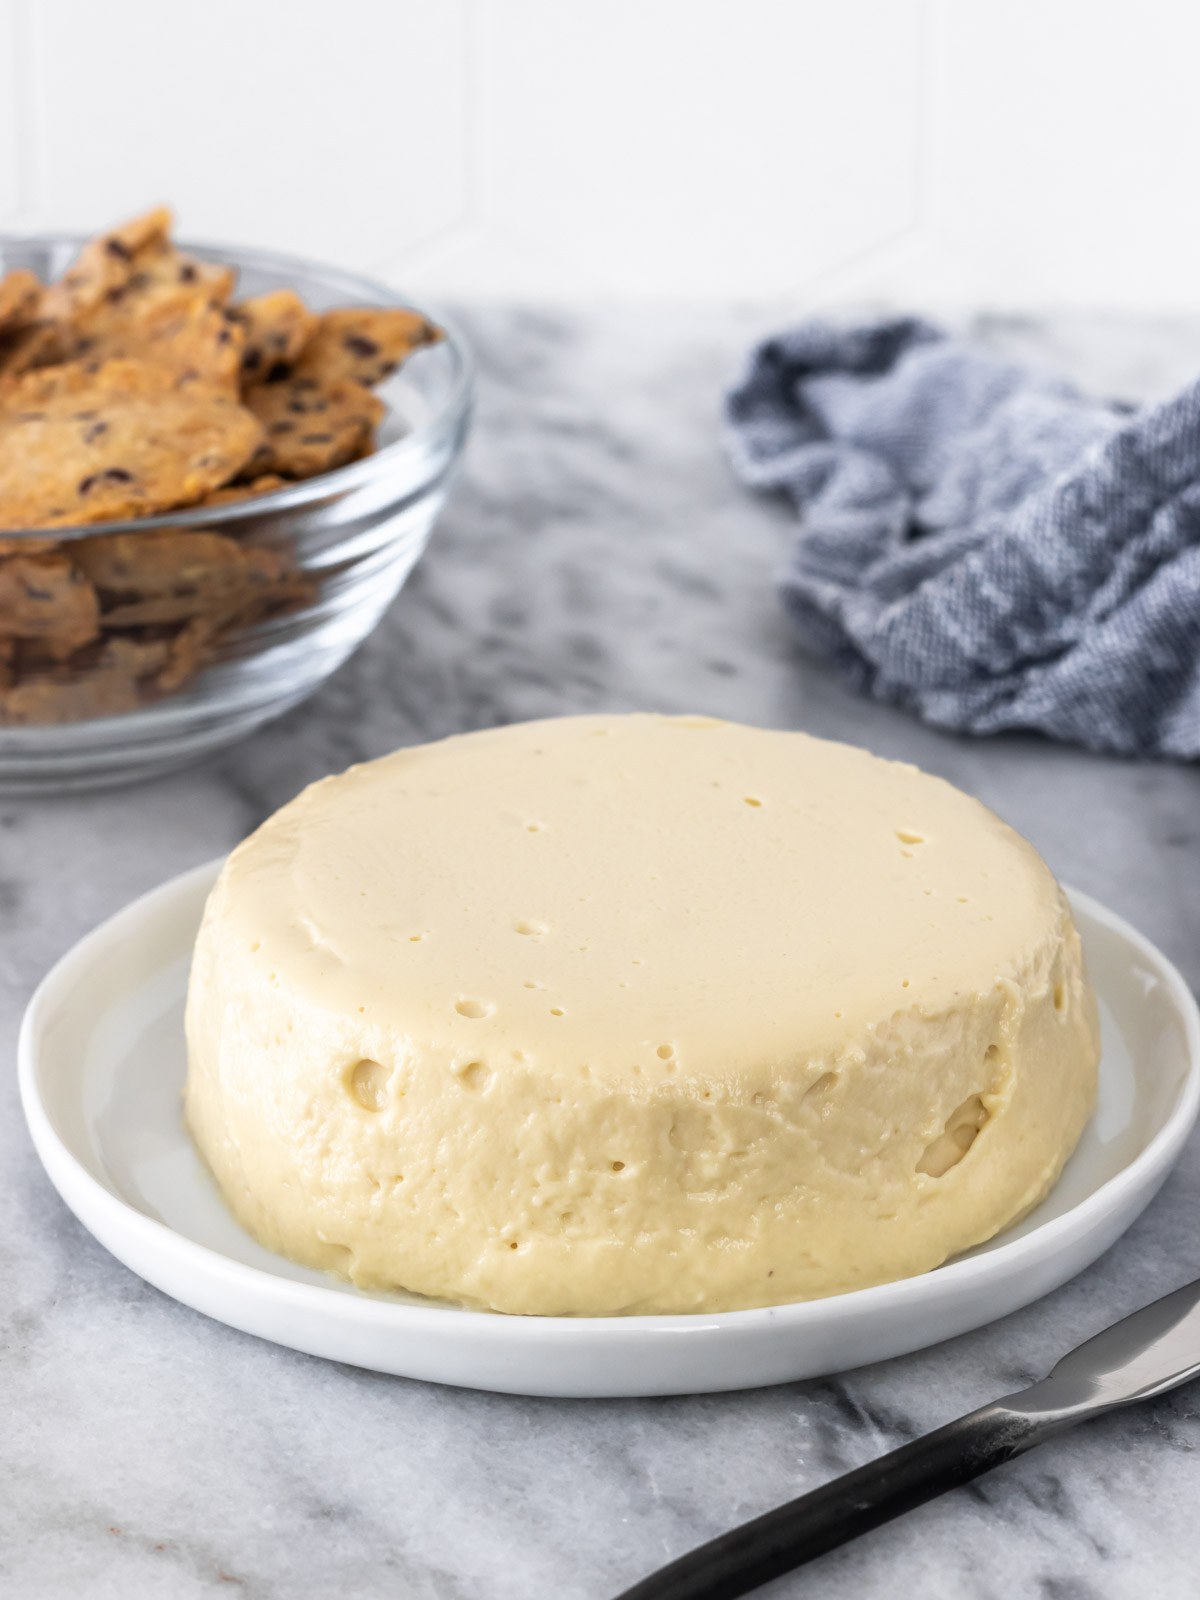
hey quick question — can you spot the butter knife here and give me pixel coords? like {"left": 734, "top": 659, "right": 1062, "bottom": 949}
{"left": 615, "top": 1275, "right": 1200, "bottom": 1600}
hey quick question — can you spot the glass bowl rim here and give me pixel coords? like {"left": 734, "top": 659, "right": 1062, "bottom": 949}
{"left": 0, "top": 232, "right": 473, "bottom": 544}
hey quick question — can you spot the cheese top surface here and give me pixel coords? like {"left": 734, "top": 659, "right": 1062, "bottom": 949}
{"left": 185, "top": 714, "right": 1099, "bottom": 1315}
{"left": 221, "top": 714, "right": 1059, "bottom": 1073}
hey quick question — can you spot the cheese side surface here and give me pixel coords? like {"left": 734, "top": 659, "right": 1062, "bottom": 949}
{"left": 184, "top": 714, "right": 1100, "bottom": 1315}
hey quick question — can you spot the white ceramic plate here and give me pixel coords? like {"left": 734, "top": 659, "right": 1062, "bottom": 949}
{"left": 19, "top": 861, "right": 1200, "bottom": 1398}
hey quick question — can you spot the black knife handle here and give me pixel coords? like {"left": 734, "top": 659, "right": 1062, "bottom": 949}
{"left": 613, "top": 1401, "right": 1061, "bottom": 1600}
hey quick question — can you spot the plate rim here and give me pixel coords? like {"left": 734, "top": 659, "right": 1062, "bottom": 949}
{"left": 19, "top": 858, "right": 1200, "bottom": 1350}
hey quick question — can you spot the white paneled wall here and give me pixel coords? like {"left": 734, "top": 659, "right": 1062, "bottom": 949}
{"left": 0, "top": 0, "right": 1197, "bottom": 310}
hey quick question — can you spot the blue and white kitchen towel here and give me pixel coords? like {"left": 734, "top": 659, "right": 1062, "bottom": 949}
{"left": 725, "top": 316, "right": 1200, "bottom": 759}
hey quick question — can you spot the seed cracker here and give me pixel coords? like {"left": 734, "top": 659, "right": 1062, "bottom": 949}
{"left": 0, "top": 359, "right": 263, "bottom": 529}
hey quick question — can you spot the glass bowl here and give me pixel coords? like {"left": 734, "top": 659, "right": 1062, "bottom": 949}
{"left": 0, "top": 235, "right": 472, "bottom": 793}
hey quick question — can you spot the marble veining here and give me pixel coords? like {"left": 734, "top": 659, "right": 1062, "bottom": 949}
{"left": 2, "top": 306, "right": 1200, "bottom": 1599}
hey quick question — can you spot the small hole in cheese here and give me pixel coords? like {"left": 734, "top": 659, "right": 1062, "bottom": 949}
{"left": 917, "top": 1094, "right": 989, "bottom": 1177}
{"left": 348, "top": 1059, "right": 389, "bottom": 1112}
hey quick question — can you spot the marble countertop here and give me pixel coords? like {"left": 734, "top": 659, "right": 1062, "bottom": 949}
{"left": 3, "top": 306, "right": 1200, "bottom": 1600}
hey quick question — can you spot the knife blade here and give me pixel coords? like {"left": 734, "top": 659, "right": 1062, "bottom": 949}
{"left": 613, "top": 1275, "right": 1200, "bottom": 1600}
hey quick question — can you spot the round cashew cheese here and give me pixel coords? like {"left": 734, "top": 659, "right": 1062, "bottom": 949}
{"left": 185, "top": 714, "right": 1099, "bottom": 1315}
